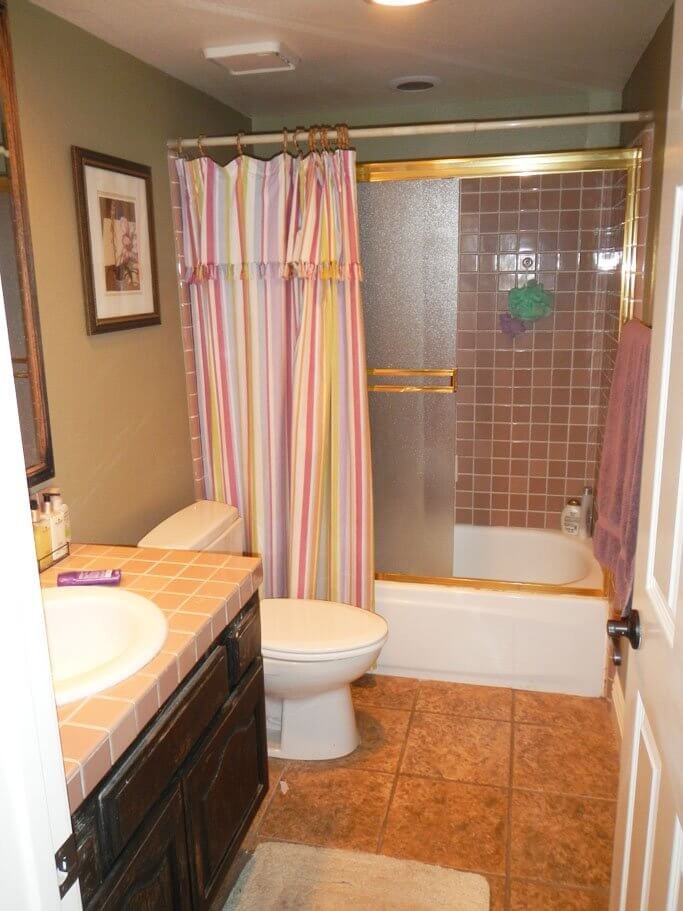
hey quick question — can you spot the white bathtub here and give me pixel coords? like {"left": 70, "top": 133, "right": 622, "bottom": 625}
{"left": 451, "top": 524, "right": 603, "bottom": 588}
{"left": 375, "top": 525, "right": 609, "bottom": 697}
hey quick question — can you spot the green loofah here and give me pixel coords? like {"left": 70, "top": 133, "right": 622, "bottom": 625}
{"left": 507, "top": 279, "right": 553, "bottom": 322}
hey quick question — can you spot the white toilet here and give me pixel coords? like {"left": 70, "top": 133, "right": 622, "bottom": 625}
{"left": 261, "top": 598, "right": 388, "bottom": 760}
{"left": 139, "top": 501, "right": 388, "bottom": 761}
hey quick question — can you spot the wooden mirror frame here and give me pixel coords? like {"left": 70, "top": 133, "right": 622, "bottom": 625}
{"left": 0, "top": 0, "right": 54, "bottom": 484}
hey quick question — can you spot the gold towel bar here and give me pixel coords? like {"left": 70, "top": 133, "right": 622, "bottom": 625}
{"left": 367, "top": 368, "right": 457, "bottom": 394}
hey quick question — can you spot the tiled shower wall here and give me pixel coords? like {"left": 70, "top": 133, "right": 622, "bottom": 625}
{"left": 168, "top": 152, "right": 206, "bottom": 502}
{"left": 454, "top": 170, "right": 628, "bottom": 530}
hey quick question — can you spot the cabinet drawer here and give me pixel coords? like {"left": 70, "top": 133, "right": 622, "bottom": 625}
{"left": 226, "top": 596, "right": 261, "bottom": 686}
{"left": 91, "top": 785, "right": 191, "bottom": 911}
{"left": 183, "top": 658, "right": 268, "bottom": 910}
{"left": 99, "top": 645, "right": 229, "bottom": 864}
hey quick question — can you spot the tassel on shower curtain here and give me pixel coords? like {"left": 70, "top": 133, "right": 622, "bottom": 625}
{"left": 175, "top": 149, "right": 374, "bottom": 610}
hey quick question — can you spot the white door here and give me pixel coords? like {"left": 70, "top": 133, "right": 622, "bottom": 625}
{"left": 610, "top": 3, "right": 683, "bottom": 908}
{"left": 0, "top": 262, "right": 81, "bottom": 903}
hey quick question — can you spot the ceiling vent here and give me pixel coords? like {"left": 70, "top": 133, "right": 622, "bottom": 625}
{"left": 203, "top": 42, "right": 300, "bottom": 76}
{"left": 391, "top": 75, "right": 440, "bottom": 91}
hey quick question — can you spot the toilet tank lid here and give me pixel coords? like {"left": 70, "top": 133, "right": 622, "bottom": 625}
{"left": 138, "top": 500, "right": 240, "bottom": 550}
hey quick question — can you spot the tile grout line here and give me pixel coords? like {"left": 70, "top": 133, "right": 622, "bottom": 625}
{"left": 374, "top": 685, "right": 420, "bottom": 854}
{"left": 504, "top": 690, "right": 516, "bottom": 911}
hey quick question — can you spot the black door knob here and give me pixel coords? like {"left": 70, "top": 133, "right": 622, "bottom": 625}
{"left": 606, "top": 610, "right": 641, "bottom": 650}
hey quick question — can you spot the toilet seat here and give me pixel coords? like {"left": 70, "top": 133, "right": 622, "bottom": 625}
{"left": 261, "top": 598, "right": 388, "bottom": 662}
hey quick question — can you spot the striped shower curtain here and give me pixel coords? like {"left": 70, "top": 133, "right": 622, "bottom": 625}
{"left": 176, "top": 150, "right": 374, "bottom": 609}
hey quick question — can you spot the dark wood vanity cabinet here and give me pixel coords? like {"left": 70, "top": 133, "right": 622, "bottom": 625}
{"left": 97, "top": 786, "right": 192, "bottom": 911}
{"left": 73, "top": 594, "right": 268, "bottom": 911}
{"left": 184, "top": 661, "right": 265, "bottom": 906}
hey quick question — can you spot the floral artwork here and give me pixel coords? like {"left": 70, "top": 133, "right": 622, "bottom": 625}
{"left": 72, "top": 146, "right": 159, "bottom": 334}
{"left": 99, "top": 196, "right": 140, "bottom": 292}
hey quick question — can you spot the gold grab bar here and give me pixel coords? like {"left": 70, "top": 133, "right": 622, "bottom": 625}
{"left": 367, "top": 368, "right": 457, "bottom": 393}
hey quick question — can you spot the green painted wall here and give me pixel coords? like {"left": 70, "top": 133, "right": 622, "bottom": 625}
{"left": 9, "top": 0, "right": 250, "bottom": 543}
{"left": 253, "top": 91, "right": 623, "bottom": 162}
{"left": 622, "top": 6, "right": 674, "bottom": 325}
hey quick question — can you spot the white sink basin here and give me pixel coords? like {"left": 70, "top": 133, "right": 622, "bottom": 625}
{"left": 43, "top": 587, "right": 168, "bottom": 706}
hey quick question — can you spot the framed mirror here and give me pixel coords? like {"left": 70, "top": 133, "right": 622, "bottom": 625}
{"left": 0, "top": 0, "right": 53, "bottom": 484}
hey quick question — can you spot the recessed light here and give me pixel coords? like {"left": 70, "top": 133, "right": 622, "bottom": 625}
{"left": 391, "top": 75, "right": 440, "bottom": 91}
{"left": 365, "top": 0, "right": 434, "bottom": 6}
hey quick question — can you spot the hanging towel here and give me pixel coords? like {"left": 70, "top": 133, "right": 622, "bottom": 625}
{"left": 593, "top": 319, "right": 651, "bottom": 616}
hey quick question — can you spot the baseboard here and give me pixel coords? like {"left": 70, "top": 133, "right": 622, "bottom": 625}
{"left": 611, "top": 671, "right": 625, "bottom": 738}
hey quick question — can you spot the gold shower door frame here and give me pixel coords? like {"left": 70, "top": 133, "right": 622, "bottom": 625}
{"left": 357, "top": 147, "right": 642, "bottom": 597}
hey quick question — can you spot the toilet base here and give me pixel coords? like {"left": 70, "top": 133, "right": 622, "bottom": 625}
{"left": 266, "top": 684, "right": 360, "bottom": 760}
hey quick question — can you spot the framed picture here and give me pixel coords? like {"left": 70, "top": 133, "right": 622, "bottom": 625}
{"left": 72, "top": 147, "right": 160, "bottom": 334}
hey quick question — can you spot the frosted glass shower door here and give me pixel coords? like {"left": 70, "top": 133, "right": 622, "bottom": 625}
{"left": 358, "top": 178, "right": 458, "bottom": 578}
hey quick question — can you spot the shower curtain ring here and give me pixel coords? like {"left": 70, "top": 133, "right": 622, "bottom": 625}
{"left": 282, "top": 127, "right": 289, "bottom": 155}
{"left": 197, "top": 134, "right": 206, "bottom": 157}
{"left": 320, "top": 126, "right": 330, "bottom": 152}
{"left": 293, "top": 128, "right": 303, "bottom": 157}
{"left": 308, "top": 125, "right": 318, "bottom": 155}
{"left": 338, "top": 124, "right": 349, "bottom": 150}
{"left": 175, "top": 137, "right": 185, "bottom": 158}
{"left": 236, "top": 132, "right": 244, "bottom": 156}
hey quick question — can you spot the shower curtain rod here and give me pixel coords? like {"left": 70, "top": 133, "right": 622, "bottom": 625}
{"left": 168, "top": 111, "right": 653, "bottom": 151}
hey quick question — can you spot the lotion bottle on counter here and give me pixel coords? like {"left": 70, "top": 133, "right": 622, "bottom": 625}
{"left": 30, "top": 496, "right": 52, "bottom": 569}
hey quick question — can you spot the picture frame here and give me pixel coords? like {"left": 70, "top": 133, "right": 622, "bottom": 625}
{"left": 71, "top": 146, "right": 160, "bottom": 334}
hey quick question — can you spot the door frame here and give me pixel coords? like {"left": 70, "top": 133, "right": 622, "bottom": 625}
{"left": 0, "top": 276, "right": 80, "bottom": 906}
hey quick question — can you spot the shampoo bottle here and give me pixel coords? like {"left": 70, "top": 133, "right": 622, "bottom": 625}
{"left": 561, "top": 497, "right": 582, "bottom": 536}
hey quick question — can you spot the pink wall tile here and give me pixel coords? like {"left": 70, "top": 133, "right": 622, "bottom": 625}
{"left": 456, "top": 164, "right": 649, "bottom": 530}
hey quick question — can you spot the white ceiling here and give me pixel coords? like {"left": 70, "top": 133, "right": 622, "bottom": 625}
{"left": 32, "top": 0, "right": 670, "bottom": 119}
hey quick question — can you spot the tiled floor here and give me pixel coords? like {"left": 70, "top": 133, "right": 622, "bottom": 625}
{"left": 214, "top": 674, "right": 620, "bottom": 911}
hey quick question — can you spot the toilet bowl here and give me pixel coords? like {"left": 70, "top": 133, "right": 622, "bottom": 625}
{"left": 261, "top": 598, "right": 388, "bottom": 760}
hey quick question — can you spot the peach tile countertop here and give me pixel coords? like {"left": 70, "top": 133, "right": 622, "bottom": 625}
{"left": 39, "top": 543, "right": 263, "bottom": 814}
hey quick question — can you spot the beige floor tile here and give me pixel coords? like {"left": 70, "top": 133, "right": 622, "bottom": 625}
{"left": 510, "top": 790, "right": 615, "bottom": 888}
{"left": 381, "top": 775, "right": 509, "bottom": 875}
{"left": 509, "top": 880, "right": 609, "bottom": 910}
{"left": 402, "top": 712, "right": 511, "bottom": 787}
{"left": 514, "top": 722, "right": 619, "bottom": 799}
{"left": 515, "top": 691, "right": 614, "bottom": 733}
{"left": 351, "top": 673, "right": 420, "bottom": 711}
{"left": 416, "top": 680, "right": 513, "bottom": 721}
{"left": 260, "top": 766, "right": 393, "bottom": 852}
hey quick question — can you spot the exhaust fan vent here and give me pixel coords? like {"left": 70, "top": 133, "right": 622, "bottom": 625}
{"left": 203, "top": 42, "right": 300, "bottom": 76}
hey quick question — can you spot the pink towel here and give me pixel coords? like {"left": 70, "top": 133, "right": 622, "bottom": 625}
{"left": 593, "top": 319, "right": 651, "bottom": 616}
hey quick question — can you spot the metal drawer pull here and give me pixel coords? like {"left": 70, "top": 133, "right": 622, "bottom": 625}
{"left": 367, "top": 368, "right": 457, "bottom": 393}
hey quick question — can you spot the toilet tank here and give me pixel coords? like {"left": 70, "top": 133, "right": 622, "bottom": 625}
{"left": 138, "top": 500, "right": 245, "bottom": 554}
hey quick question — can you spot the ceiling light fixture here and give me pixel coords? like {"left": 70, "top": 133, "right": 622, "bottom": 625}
{"left": 365, "top": 0, "right": 434, "bottom": 7}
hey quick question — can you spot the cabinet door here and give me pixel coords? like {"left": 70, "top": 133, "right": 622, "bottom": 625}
{"left": 183, "top": 659, "right": 268, "bottom": 909}
{"left": 95, "top": 786, "right": 191, "bottom": 911}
